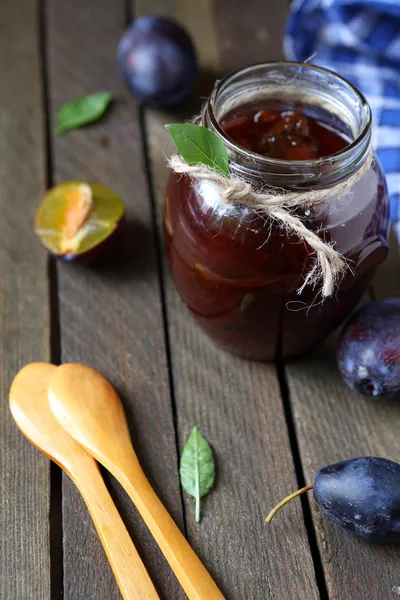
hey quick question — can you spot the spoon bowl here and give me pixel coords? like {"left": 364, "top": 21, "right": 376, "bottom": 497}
{"left": 48, "top": 363, "right": 137, "bottom": 476}
{"left": 10, "top": 363, "right": 94, "bottom": 477}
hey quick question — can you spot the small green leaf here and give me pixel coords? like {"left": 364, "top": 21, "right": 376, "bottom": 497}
{"left": 180, "top": 427, "right": 215, "bottom": 523}
{"left": 55, "top": 91, "right": 112, "bottom": 135}
{"left": 165, "top": 123, "right": 229, "bottom": 176}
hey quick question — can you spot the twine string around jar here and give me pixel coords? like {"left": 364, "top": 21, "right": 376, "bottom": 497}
{"left": 168, "top": 148, "right": 373, "bottom": 298}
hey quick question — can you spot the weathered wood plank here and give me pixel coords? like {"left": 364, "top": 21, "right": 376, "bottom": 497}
{"left": 46, "top": 1, "right": 185, "bottom": 598}
{"left": 138, "top": 1, "right": 320, "bottom": 598}
{"left": 286, "top": 178, "right": 400, "bottom": 596}
{"left": 286, "top": 335, "right": 400, "bottom": 600}
{"left": 0, "top": 1, "right": 51, "bottom": 598}
{"left": 213, "top": 0, "right": 288, "bottom": 73}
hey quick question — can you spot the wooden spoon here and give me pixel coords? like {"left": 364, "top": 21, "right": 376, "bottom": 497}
{"left": 9, "top": 363, "right": 160, "bottom": 600}
{"left": 48, "top": 363, "right": 225, "bottom": 600}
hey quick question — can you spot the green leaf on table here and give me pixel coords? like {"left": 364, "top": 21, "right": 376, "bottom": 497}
{"left": 165, "top": 123, "right": 229, "bottom": 176}
{"left": 180, "top": 427, "right": 215, "bottom": 523}
{"left": 54, "top": 91, "right": 112, "bottom": 135}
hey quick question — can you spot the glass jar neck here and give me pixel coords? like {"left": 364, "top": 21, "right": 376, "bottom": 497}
{"left": 201, "top": 62, "right": 372, "bottom": 190}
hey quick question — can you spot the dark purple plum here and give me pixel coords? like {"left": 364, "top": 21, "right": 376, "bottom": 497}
{"left": 117, "top": 16, "right": 197, "bottom": 108}
{"left": 337, "top": 298, "right": 400, "bottom": 397}
{"left": 314, "top": 457, "right": 400, "bottom": 542}
{"left": 266, "top": 456, "right": 400, "bottom": 543}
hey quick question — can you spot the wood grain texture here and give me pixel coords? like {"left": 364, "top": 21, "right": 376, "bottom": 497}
{"left": 137, "top": 1, "right": 320, "bottom": 598}
{"left": 45, "top": 1, "right": 184, "bottom": 598}
{"left": 286, "top": 335, "right": 400, "bottom": 600}
{"left": 0, "top": 1, "right": 51, "bottom": 599}
{"left": 213, "top": 0, "right": 287, "bottom": 73}
{"left": 286, "top": 195, "right": 400, "bottom": 596}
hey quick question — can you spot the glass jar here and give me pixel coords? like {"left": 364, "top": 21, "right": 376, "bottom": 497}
{"left": 164, "top": 63, "right": 390, "bottom": 361}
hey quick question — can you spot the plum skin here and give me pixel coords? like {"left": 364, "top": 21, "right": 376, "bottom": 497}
{"left": 337, "top": 298, "right": 400, "bottom": 397}
{"left": 314, "top": 457, "right": 400, "bottom": 542}
{"left": 118, "top": 16, "right": 197, "bottom": 108}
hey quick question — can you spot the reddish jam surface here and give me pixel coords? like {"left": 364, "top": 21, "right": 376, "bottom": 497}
{"left": 165, "top": 103, "right": 390, "bottom": 360}
{"left": 221, "top": 104, "right": 349, "bottom": 160}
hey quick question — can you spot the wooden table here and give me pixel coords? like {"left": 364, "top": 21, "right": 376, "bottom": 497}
{"left": 1, "top": 1, "right": 400, "bottom": 598}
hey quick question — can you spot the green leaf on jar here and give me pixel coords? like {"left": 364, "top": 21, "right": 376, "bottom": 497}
{"left": 179, "top": 426, "right": 215, "bottom": 523}
{"left": 165, "top": 123, "right": 230, "bottom": 176}
{"left": 54, "top": 91, "right": 112, "bottom": 135}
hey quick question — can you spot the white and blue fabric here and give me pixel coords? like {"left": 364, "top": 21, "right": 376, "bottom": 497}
{"left": 285, "top": 0, "right": 400, "bottom": 243}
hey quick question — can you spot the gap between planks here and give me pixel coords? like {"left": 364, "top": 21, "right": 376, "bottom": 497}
{"left": 137, "top": 105, "right": 188, "bottom": 537}
{"left": 39, "top": 0, "right": 64, "bottom": 596}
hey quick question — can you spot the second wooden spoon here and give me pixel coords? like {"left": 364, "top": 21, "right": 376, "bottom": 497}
{"left": 10, "top": 363, "right": 159, "bottom": 600}
{"left": 49, "top": 363, "right": 225, "bottom": 600}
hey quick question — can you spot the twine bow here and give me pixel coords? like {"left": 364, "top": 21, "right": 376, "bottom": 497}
{"left": 168, "top": 151, "right": 373, "bottom": 297}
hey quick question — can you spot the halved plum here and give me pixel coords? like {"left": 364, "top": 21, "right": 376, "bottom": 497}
{"left": 35, "top": 181, "right": 125, "bottom": 263}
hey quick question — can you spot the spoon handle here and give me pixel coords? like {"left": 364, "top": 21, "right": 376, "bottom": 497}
{"left": 117, "top": 466, "right": 225, "bottom": 600}
{"left": 74, "top": 463, "right": 160, "bottom": 600}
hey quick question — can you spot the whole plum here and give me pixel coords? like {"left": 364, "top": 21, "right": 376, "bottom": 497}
{"left": 117, "top": 16, "right": 197, "bottom": 108}
{"left": 314, "top": 457, "right": 400, "bottom": 542}
{"left": 266, "top": 456, "right": 400, "bottom": 543}
{"left": 337, "top": 298, "right": 400, "bottom": 397}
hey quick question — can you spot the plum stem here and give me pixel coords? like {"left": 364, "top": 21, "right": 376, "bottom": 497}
{"left": 265, "top": 484, "right": 314, "bottom": 524}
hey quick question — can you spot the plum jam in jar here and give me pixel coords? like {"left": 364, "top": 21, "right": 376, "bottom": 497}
{"left": 164, "top": 63, "right": 390, "bottom": 360}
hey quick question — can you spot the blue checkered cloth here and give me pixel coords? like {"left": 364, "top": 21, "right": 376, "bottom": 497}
{"left": 285, "top": 0, "right": 400, "bottom": 243}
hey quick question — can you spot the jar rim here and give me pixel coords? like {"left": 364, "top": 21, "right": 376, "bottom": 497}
{"left": 205, "top": 61, "right": 372, "bottom": 170}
